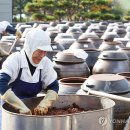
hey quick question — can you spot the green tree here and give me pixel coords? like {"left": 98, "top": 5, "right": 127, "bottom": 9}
{"left": 54, "top": 10, "right": 66, "bottom": 22}
{"left": 31, "top": 13, "right": 45, "bottom": 21}
{"left": 13, "top": 0, "right": 32, "bottom": 22}
{"left": 24, "top": 0, "right": 56, "bottom": 21}
{"left": 22, "top": 0, "right": 124, "bottom": 22}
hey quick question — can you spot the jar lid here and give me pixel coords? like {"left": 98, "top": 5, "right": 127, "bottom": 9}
{"left": 101, "top": 32, "right": 119, "bottom": 41}
{"left": 82, "top": 74, "right": 130, "bottom": 94}
{"left": 79, "top": 33, "right": 99, "bottom": 40}
{"left": 98, "top": 51, "right": 129, "bottom": 60}
{"left": 69, "top": 40, "right": 96, "bottom": 50}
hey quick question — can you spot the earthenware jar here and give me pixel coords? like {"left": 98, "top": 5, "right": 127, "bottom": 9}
{"left": 93, "top": 51, "right": 130, "bottom": 74}
{"left": 53, "top": 50, "right": 90, "bottom": 79}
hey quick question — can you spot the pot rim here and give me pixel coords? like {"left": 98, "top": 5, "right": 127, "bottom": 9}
{"left": 59, "top": 77, "right": 87, "bottom": 85}
{"left": 2, "top": 95, "right": 115, "bottom": 117}
{"left": 117, "top": 72, "right": 130, "bottom": 79}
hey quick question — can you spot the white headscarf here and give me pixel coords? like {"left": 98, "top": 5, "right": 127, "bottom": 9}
{"left": 0, "top": 21, "right": 11, "bottom": 33}
{"left": 24, "top": 28, "right": 52, "bottom": 66}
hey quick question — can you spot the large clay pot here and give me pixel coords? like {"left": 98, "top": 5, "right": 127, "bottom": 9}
{"left": 77, "top": 74, "right": 130, "bottom": 130}
{"left": 113, "top": 28, "right": 126, "bottom": 38}
{"left": 58, "top": 77, "right": 87, "bottom": 94}
{"left": 69, "top": 40, "right": 100, "bottom": 74}
{"left": 66, "top": 27, "right": 83, "bottom": 39}
{"left": 85, "top": 49, "right": 100, "bottom": 74}
{"left": 53, "top": 50, "right": 90, "bottom": 79}
{"left": 101, "top": 32, "right": 119, "bottom": 41}
{"left": 78, "top": 33, "right": 102, "bottom": 48}
{"left": 82, "top": 74, "right": 130, "bottom": 94}
{"left": 99, "top": 41, "right": 124, "bottom": 51}
{"left": 69, "top": 39, "right": 96, "bottom": 50}
{"left": 58, "top": 25, "right": 69, "bottom": 33}
{"left": 46, "top": 42, "right": 65, "bottom": 61}
{"left": 93, "top": 51, "right": 130, "bottom": 74}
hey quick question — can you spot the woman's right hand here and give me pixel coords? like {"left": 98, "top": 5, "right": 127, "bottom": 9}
{"left": 1, "top": 89, "right": 31, "bottom": 115}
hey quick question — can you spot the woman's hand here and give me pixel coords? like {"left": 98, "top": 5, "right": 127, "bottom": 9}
{"left": 33, "top": 90, "right": 58, "bottom": 115}
{"left": 1, "top": 89, "right": 31, "bottom": 114}
{"left": 33, "top": 106, "right": 48, "bottom": 115}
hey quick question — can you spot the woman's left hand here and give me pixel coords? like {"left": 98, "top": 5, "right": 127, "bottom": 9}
{"left": 33, "top": 90, "right": 58, "bottom": 115}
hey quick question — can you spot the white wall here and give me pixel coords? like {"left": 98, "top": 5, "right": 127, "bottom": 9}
{"left": 0, "top": 0, "right": 12, "bottom": 22}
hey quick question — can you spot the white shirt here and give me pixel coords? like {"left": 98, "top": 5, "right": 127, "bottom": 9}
{"left": 0, "top": 49, "right": 57, "bottom": 89}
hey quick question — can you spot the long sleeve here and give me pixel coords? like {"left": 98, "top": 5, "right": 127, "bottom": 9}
{"left": 46, "top": 80, "right": 59, "bottom": 93}
{"left": 41, "top": 57, "right": 58, "bottom": 88}
{"left": 0, "top": 72, "right": 11, "bottom": 95}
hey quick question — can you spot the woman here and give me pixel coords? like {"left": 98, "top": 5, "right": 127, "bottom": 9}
{"left": 0, "top": 20, "right": 21, "bottom": 38}
{"left": 0, "top": 28, "right": 59, "bottom": 115}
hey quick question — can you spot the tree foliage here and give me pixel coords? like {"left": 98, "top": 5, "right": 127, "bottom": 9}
{"left": 12, "top": 0, "right": 127, "bottom": 22}
{"left": 12, "top": 0, "right": 32, "bottom": 22}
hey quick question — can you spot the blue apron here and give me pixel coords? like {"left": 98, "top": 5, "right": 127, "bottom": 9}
{"left": 0, "top": 68, "right": 42, "bottom": 130}
{"left": 10, "top": 68, "right": 42, "bottom": 99}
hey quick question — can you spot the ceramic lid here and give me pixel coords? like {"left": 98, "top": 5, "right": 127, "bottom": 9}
{"left": 69, "top": 40, "right": 96, "bottom": 50}
{"left": 82, "top": 74, "right": 130, "bottom": 94}
{"left": 113, "top": 28, "right": 126, "bottom": 34}
{"left": 79, "top": 33, "right": 99, "bottom": 40}
{"left": 98, "top": 51, "right": 129, "bottom": 60}
{"left": 101, "top": 32, "right": 119, "bottom": 41}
